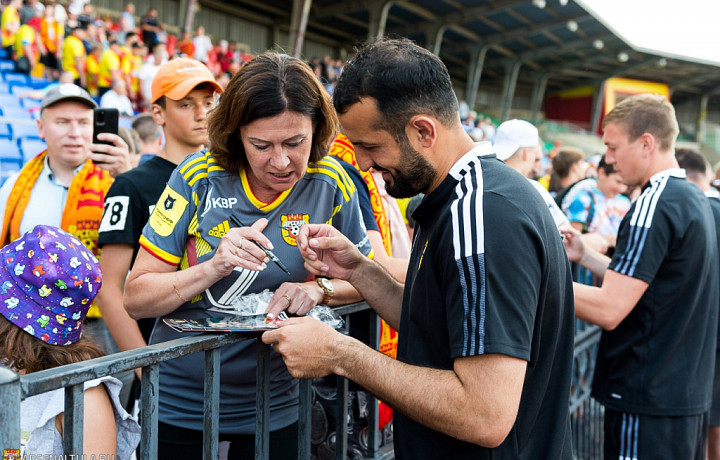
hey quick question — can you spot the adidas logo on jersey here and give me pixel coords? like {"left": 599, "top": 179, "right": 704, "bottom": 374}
{"left": 208, "top": 221, "right": 230, "bottom": 238}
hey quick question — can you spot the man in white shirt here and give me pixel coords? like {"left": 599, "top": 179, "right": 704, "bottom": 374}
{"left": 100, "top": 79, "right": 134, "bottom": 118}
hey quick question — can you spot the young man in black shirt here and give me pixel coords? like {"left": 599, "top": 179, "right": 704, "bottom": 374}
{"left": 96, "top": 58, "right": 222, "bottom": 381}
{"left": 564, "top": 94, "right": 719, "bottom": 459}
{"left": 262, "top": 38, "right": 575, "bottom": 459}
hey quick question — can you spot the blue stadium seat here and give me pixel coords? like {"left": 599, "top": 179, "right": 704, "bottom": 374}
{"left": 29, "top": 77, "right": 49, "bottom": 90}
{"left": 0, "top": 49, "right": 8, "bottom": 59}
{"left": 20, "top": 97, "right": 41, "bottom": 110}
{"left": 0, "top": 138, "right": 22, "bottom": 160}
{"left": 0, "top": 93, "right": 21, "bottom": 107}
{"left": 1, "top": 106, "right": 32, "bottom": 119}
{"left": 0, "top": 123, "right": 11, "bottom": 140}
{"left": 10, "top": 85, "right": 33, "bottom": 97}
{"left": 0, "top": 60, "right": 14, "bottom": 73}
{"left": 17, "top": 138, "right": 46, "bottom": 159}
{"left": 0, "top": 81, "right": 9, "bottom": 94}
{"left": 3, "top": 72, "right": 30, "bottom": 85}
{"left": 0, "top": 158, "right": 22, "bottom": 186}
{"left": 10, "top": 122, "right": 41, "bottom": 141}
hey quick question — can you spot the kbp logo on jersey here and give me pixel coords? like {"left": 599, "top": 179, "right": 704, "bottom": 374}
{"left": 281, "top": 214, "right": 309, "bottom": 246}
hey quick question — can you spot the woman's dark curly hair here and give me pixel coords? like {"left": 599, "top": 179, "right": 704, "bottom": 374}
{"left": 208, "top": 53, "right": 338, "bottom": 173}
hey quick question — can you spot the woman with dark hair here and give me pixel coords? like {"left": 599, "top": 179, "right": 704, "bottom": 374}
{"left": 124, "top": 53, "right": 372, "bottom": 459}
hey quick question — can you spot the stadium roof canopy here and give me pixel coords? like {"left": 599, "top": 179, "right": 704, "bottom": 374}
{"left": 226, "top": 0, "right": 720, "bottom": 109}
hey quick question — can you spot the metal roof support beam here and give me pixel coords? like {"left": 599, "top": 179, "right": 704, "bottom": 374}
{"left": 500, "top": 60, "right": 522, "bottom": 122}
{"left": 589, "top": 79, "right": 605, "bottom": 136}
{"left": 531, "top": 73, "right": 549, "bottom": 124}
{"left": 368, "top": 1, "right": 393, "bottom": 40}
{"left": 697, "top": 94, "right": 709, "bottom": 144}
{"left": 466, "top": 44, "right": 490, "bottom": 110}
{"left": 288, "top": 0, "right": 312, "bottom": 58}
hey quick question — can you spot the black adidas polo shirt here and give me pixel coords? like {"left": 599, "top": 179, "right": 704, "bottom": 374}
{"left": 394, "top": 144, "right": 574, "bottom": 459}
{"left": 594, "top": 169, "right": 719, "bottom": 416}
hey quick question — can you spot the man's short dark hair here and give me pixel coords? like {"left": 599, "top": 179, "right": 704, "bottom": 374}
{"left": 676, "top": 148, "right": 709, "bottom": 181}
{"left": 598, "top": 154, "right": 617, "bottom": 176}
{"left": 333, "top": 37, "right": 459, "bottom": 142}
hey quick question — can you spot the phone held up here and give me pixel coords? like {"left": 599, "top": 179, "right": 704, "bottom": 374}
{"left": 92, "top": 108, "right": 119, "bottom": 163}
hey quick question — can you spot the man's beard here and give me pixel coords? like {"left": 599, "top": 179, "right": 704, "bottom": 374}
{"left": 381, "top": 136, "right": 437, "bottom": 198}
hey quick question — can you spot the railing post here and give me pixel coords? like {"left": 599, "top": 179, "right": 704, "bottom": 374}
{"left": 64, "top": 383, "right": 84, "bottom": 455}
{"left": 0, "top": 366, "right": 21, "bottom": 451}
{"left": 297, "top": 379, "right": 312, "bottom": 460}
{"left": 335, "top": 314, "right": 349, "bottom": 460}
{"left": 140, "top": 363, "right": 160, "bottom": 460}
{"left": 203, "top": 347, "right": 221, "bottom": 460}
{"left": 255, "top": 340, "right": 271, "bottom": 460}
{"left": 366, "top": 312, "right": 381, "bottom": 457}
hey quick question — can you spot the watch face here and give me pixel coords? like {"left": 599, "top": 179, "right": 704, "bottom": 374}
{"left": 319, "top": 277, "right": 334, "bottom": 294}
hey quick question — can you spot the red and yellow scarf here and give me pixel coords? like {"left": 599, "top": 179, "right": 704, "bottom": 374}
{"left": 0, "top": 151, "right": 113, "bottom": 317}
{"left": 329, "top": 133, "right": 399, "bottom": 429}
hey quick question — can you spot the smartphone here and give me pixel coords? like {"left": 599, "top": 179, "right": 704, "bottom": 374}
{"left": 92, "top": 108, "right": 119, "bottom": 163}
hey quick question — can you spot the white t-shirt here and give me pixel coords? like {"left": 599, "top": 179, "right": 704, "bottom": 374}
{"left": 100, "top": 90, "right": 134, "bottom": 117}
{"left": 192, "top": 35, "right": 213, "bottom": 62}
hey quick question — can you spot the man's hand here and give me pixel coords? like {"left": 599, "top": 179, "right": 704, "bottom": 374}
{"left": 297, "top": 223, "right": 365, "bottom": 282}
{"left": 90, "top": 133, "right": 132, "bottom": 177}
{"left": 261, "top": 317, "right": 342, "bottom": 379}
{"left": 560, "top": 224, "right": 584, "bottom": 262}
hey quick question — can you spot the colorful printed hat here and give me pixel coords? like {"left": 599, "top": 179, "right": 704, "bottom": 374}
{"left": 0, "top": 225, "right": 102, "bottom": 345}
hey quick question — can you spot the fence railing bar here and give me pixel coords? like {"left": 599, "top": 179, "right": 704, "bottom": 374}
{"left": 366, "top": 312, "right": 381, "bottom": 457}
{"left": 203, "top": 347, "right": 221, "bottom": 460}
{"left": 0, "top": 366, "right": 21, "bottom": 449}
{"left": 255, "top": 340, "right": 271, "bottom": 460}
{"left": 63, "top": 383, "right": 84, "bottom": 455}
{"left": 21, "top": 333, "right": 247, "bottom": 396}
{"left": 335, "top": 374, "right": 349, "bottom": 460}
{"left": 139, "top": 362, "right": 159, "bottom": 460}
{"left": 298, "top": 379, "right": 312, "bottom": 460}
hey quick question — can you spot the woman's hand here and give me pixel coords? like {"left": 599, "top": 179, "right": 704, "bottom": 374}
{"left": 265, "top": 281, "right": 323, "bottom": 319}
{"left": 208, "top": 218, "right": 272, "bottom": 278}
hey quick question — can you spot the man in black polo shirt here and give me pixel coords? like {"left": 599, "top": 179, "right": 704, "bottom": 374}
{"left": 563, "top": 94, "right": 719, "bottom": 459}
{"left": 263, "top": 38, "right": 575, "bottom": 459}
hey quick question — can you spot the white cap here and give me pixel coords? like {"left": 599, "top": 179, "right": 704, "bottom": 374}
{"left": 492, "top": 119, "right": 539, "bottom": 161}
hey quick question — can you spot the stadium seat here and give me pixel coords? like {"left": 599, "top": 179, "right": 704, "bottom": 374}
{"left": 10, "top": 85, "right": 33, "bottom": 96}
{"left": 0, "top": 158, "right": 22, "bottom": 186}
{"left": 20, "top": 97, "right": 41, "bottom": 110}
{"left": 0, "top": 60, "right": 14, "bottom": 73}
{"left": 0, "top": 123, "right": 11, "bottom": 140}
{"left": 29, "top": 77, "right": 49, "bottom": 90}
{"left": 17, "top": 138, "right": 46, "bottom": 159}
{"left": 1, "top": 106, "right": 32, "bottom": 119}
{"left": 10, "top": 122, "right": 41, "bottom": 141}
{"left": 2, "top": 72, "right": 29, "bottom": 85}
{"left": 0, "top": 138, "right": 22, "bottom": 160}
{"left": 0, "top": 94, "right": 21, "bottom": 107}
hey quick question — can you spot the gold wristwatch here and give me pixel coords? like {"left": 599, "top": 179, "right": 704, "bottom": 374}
{"left": 316, "top": 277, "right": 335, "bottom": 305}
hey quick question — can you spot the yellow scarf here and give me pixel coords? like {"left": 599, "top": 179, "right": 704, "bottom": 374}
{"left": 1, "top": 150, "right": 113, "bottom": 317}
{"left": 329, "top": 134, "right": 398, "bottom": 360}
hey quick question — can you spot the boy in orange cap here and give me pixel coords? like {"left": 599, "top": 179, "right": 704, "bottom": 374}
{"left": 96, "top": 58, "right": 222, "bottom": 409}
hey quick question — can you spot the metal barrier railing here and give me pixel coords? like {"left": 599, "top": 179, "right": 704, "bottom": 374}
{"left": 570, "top": 264, "right": 604, "bottom": 460}
{"left": 1, "top": 293, "right": 604, "bottom": 459}
{"left": 0, "top": 302, "right": 392, "bottom": 460}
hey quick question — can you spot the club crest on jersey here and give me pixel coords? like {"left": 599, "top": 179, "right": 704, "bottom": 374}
{"left": 281, "top": 214, "right": 309, "bottom": 246}
{"left": 164, "top": 196, "right": 176, "bottom": 211}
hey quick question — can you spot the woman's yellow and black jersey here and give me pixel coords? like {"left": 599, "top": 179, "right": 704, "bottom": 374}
{"left": 138, "top": 149, "right": 372, "bottom": 433}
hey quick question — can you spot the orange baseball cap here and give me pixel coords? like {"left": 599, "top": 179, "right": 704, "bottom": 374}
{"left": 151, "top": 57, "right": 223, "bottom": 103}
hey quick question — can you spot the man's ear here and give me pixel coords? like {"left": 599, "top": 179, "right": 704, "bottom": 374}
{"left": 151, "top": 104, "right": 165, "bottom": 126}
{"left": 407, "top": 115, "right": 437, "bottom": 149}
{"left": 639, "top": 132, "right": 656, "bottom": 155}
